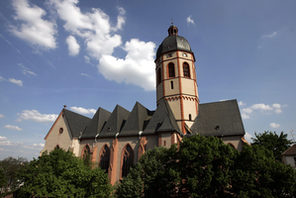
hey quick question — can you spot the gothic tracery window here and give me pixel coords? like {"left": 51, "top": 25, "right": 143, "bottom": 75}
{"left": 168, "top": 63, "right": 175, "bottom": 78}
{"left": 121, "top": 144, "right": 134, "bottom": 178}
{"left": 183, "top": 62, "right": 191, "bottom": 78}
{"left": 82, "top": 145, "right": 91, "bottom": 166}
{"left": 99, "top": 145, "right": 110, "bottom": 173}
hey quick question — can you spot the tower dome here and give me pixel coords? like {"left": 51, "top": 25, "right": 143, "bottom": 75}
{"left": 156, "top": 25, "right": 193, "bottom": 60}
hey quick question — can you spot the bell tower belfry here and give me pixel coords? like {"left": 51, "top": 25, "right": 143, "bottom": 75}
{"left": 155, "top": 25, "right": 199, "bottom": 134}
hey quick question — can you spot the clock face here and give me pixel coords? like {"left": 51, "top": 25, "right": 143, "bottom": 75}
{"left": 182, "top": 53, "right": 188, "bottom": 57}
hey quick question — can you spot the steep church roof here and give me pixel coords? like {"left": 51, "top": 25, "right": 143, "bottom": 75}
{"left": 119, "top": 102, "right": 154, "bottom": 137}
{"left": 143, "top": 100, "right": 181, "bottom": 135}
{"left": 282, "top": 144, "right": 296, "bottom": 156}
{"left": 63, "top": 109, "right": 91, "bottom": 138}
{"left": 80, "top": 107, "right": 111, "bottom": 139}
{"left": 99, "top": 105, "right": 130, "bottom": 138}
{"left": 191, "top": 99, "right": 245, "bottom": 137}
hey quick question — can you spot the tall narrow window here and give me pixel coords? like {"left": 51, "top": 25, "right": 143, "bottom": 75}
{"left": 82, "top": 145, "right": 91, "bottom": 166}
{"left": 183, "top": 62, "right": 191, "bottom": 78}
{"left": 121, "top": 144, "right": 134, "bottom": 178}
{"left": 171, "top": 81, "right": 174, "bottom": 89}
{"left": 99, "top": 145, "right": 110, "bottom": 173}
{"left": 168, "top": 63, "right": 175, "bottom": 78}
{"left": 157, "top": 68, "right": 161, "bottom": 85}
{"left": 189, "top": 114, "right": 192, "bottom": 121}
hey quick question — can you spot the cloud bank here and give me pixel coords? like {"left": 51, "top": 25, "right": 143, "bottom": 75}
{"left": 18, "top": 110, "right": 58, "bottom": 122}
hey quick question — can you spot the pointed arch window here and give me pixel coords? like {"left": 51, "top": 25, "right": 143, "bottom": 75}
{"left": 157, "top": 68, "right": 161, "bottom": 85}
{"left": 99, "top": 145, "right": 110, "bottom": 173}
{"left": 121, "top": 144, "right": 134, "bottom": 178}
{"left": 82, "top": 145, "right": 91, "bottom": 166}
{"left": 168, "top": 63, "right": 175, "bottom": 78}
{"left": 183, "top": 62, "right": 191, "bottom": 78}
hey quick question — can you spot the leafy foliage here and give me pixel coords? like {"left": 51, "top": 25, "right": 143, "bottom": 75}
{"left": 15, "top": 148, "right": 112, "bottom": 198}
{"left": 0, "top": 157, "right": 27, "bottom": 196}
{"left": 252, "top": 131, "right": 293, "bottom": 161}
{"left": 116, "top": 135, "right": 296, "bottom": 198}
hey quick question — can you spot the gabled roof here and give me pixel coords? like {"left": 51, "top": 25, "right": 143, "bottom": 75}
{"left": 63, "top": 109, "right": 91, "bottom": 138}
{"left": 99, "top": 105, "right": 130, "bottom": 138}
{"left": 191, "top": 99, "right": 245, "bottom": 137}
{"left": 119, "top": 102, "right": 153, "bottom": 137}
{"left": 80, "top": 107, "right": 111, "bottom": 139}
{"left": 143, "top": 100, "right": 180, "bottom": 135}
{"left": 282, "top": 144, "right": 296, "bottom": 156}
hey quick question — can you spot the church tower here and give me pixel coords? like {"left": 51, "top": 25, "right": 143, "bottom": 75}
{"left": 155, "top": 25, "right": 199, "bottom": 134}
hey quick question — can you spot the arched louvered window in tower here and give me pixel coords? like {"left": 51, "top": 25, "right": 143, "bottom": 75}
{"left": 99, "top": 145, "right": 110, "bottom": 173}
{"left": 121, "top": 144, "right": 134, "bottom": 178}
{"left": 168, "top": 63, "right": 175, "bottom": 78}
{"left": 183, "top": 62, "right": 191, "bottom": 78}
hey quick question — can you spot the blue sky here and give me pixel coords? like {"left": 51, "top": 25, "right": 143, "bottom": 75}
{"left": 0, "top": 0, "right": 295, "bottom": 160}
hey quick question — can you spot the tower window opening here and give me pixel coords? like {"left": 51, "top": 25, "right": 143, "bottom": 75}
{"left": 167, "top": 53, "right": 172, "bottom": 58}
{"left": 170, "top": 81, "right": 174, "bottom": 89}
{"left": 183, "top": 62, "right": 191, "bottom": 78}
{"left": 189, "top": 114, "right": 192, "bottom": 121}
{"left": 168, "top": 63, "right": 175, "bottom": 78}
{"left": 157, "top": 68, "right": 161, "bottom": 85}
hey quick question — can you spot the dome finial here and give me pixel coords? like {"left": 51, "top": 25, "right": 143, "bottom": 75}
{"left": 168, "top": 24, "right": 178, "bottom": 36}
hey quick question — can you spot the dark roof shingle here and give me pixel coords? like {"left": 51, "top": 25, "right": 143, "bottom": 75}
{"left": 191, "top": 99, "right": 245, "bottom": 137}
{"left": 80, "top": 107, "right": 111, "bottom": 139}
{"left": 282, "top": 144, "right": 296, "bottom": 156}
{"left": 99, "top": 105, "right": 130, "bottom": 138}
{"left": 63, "top": 109, "right": 91, "bottom": 138}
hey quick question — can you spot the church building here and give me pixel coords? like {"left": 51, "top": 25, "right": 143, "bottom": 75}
{"left": 41, "top": 25, "right": 246, "bottom": 185}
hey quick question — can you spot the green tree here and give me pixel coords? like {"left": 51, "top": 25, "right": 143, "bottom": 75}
{"left": 232, "top": 145, "right": 296, "bottom": 197}
{"left": 116, "top": 135, "right": 296, "bottom": 198}
{"left": 252, "top": 131, "right": 293, "bottom": 161}
{"left": 15, "top": 148, "right": 112, "bottom": 198}
{"left": 0, "top": 157, "right": 27, "bottom": 196}
{"left": 116, "top": 135, "right": 237, "bottom": 198}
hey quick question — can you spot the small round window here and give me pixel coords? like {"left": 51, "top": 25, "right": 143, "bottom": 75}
{"left": 59, "top": 127, "right": 63, "bottom": 134}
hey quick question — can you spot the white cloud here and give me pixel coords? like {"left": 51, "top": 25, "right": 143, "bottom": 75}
{"left": 4, "top": 124, "right": 22, "bottom": 131}
{"left": 19, "top": 63, "right": 37, "bottom": 76}
{"left": 238, "top": 101, "right": 246, "bottom": 106}
{"left": 70, "top": 106, "right": 96, "bottom": 115}
{"left": 240, "top": 103, "right": 283, "bottom": 120}
{"left": 80, "top": 73, "right": 90, "bottom": 77}
{"left": 0, "top": 136, "right": 12, "bottom": 146}
{"left": 11, "top": 0, "right": 57, "bottom": 49}
{"left": 51, "top": 0, "right": 155, "bottom": 91}
{"left": 99, "top": 39, "right": 156, "bottom": 90}
{"left": 0, "top": 114, "right": 4, "bottom": 118}
{"left": 244, "top": 132, "right": 253, "bottom": 143}
{"left": 32, "top": 143, "right": 44, "bottom": 148}
{"left": 262, "top": 31, "right": 277, "bottom": 39}
{"left": 186, "top": 16, "right": 195, "bottom": 25}
{"left": 8, "top": 78, "right": 23, "bottom": 86}
{"left": 270, "top": 122, "right": 280, "bottom": 129}
{"left": 18, "top": 110, "right": 58, "bottom": 122}
{"left": 66, "top": 35, "right": 80, "bottom": 56}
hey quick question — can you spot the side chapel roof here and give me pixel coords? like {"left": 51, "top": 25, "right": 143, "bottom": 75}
{"left": 80, "top": 107, "right": 111, "bottom": 139}
{"left": 99, "top": 105, "right": 130, "bottom": 138}
{"left": 62, "top": 109, "right": 91, "bottom": 138}
{"left": 119, "top": 102, "right": 154, "bottom": 137}
{"left": 190, "top": 99, "right": 245, "bottom": 137}
{"left": 143, "top": 100, "right": 181, "bottom": 135}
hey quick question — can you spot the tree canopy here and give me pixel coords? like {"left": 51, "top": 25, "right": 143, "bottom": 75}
{"left": 252, "top": 131, "right": 293, "bottom": 161}
{"left": 15, "top": 148, "right": 112, "bottom": 198}
{"left": 116, "top": 135, "right": 296, "bottom": 198}
{"left": 0, "top": 157, "right": 27, "bottom": 196}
